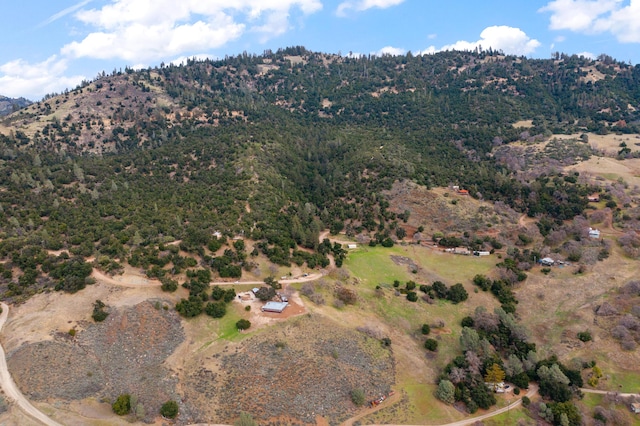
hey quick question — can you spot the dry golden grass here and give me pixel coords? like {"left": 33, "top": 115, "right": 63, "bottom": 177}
{"left": 512, "top": 120, "right": 533, "bottom": 128}
{"left": 515, "top": 247, "right": 640, "bottom": 386}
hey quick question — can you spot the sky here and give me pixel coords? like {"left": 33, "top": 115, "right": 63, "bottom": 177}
{"left": 1, "top": 0, "right": 640, "bottom": 100}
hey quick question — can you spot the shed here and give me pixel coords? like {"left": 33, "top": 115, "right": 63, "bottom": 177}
{"left": 347, "top": 243, "right": 357, "bottom": 249}
{"left": 588, "top": 228, "right": 601, "bottom": 239}
{"left": 631, "top": 402, "right": 640, "bottom": 414}
{"left": 262, "top": 301, "right": 288, "bottom": 313}
{"left": 540, "top": 257, "right": 555, "bottom": 266}
{"left": 473, "top": 251, "right": 491, "bottom": 256}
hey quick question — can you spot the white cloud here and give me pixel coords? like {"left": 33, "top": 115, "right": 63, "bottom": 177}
{"left": 373, "top": 46, "right": 405, "bottom": 56}
{"left": 416, "top": 46, "right": 437, "bottom": 55}
{"left": 419, "top": 26, "right": 540, "bottom": 56}
{"left": 169, "top": 54, "right": 216, "bottom": 67}
{"left": 576, "top": 51, "right": 596, "bottom": 59}
{"left": 540, "top": 0, "right": 640, "bottom": 43}
{"left": 62, "top": 0, "right": 322, "bottom": 61}
{"left": 337, "top": 0, "right": 404, "bottom": 17}
{"left": 0, "top": 56, "right": 86, "bottom": 100}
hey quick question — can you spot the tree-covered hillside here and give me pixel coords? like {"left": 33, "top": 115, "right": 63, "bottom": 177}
{"left": 0, "top": 47, "right": 638, "bottom": 299}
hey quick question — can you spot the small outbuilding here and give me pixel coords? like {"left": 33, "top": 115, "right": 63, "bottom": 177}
{"left": 262, "top": 301, "right": 288, "bottom": 313}
{"left": 540, "top": 257, "right": 555, "bottom": 267}
{"left": 631, "top": 402, "right": 640, "bottom": 414}
{"left": 347, "top": 243, "right": 357, "bottom": 249}
{"left": 588, "top": 228, "right": 601, "bottom": 239}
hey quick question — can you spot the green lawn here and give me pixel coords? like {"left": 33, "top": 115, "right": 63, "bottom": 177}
{"left": 482, "top": 407, "right": 536, "bottom": 425}
{"left": 344, "top": 245, "right": 412, "bottom": 287}
{"left": 341, "top": 244, "right": 500, "bottom": 423}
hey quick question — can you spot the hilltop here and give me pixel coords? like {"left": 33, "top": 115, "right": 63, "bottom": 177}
{"left": 0, "top": 95, "right": 31, "bottom": 117}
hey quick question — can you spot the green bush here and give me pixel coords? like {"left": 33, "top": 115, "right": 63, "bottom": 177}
{"left": 577, "top": 331, "right": 592, "bottom": 342}
{"left": 350, "top": 388, "right": 365, "bottom": 406}
{"left": 205, "top": 301, "right": 227, "bottom": 318}
{"left": 461, "top": 316, "right": 474, "bottom": 327}
{"left": 160, "top": 277, "right": 178, "bottom": 292}
{"left": 236, "top": 319, "right": 251, "bottom": 330}
{"left": 406, "top": 291, "right": 418, "bottom": 302}
{"left": 421, "top": 324, "right": 431, "bottom": 335}
{"left": 91, "top": 300, "right": 109, "bottom": 322}
{"left": 522, "top": 396, "right": 530, "bottom": 407}
{"left": 160, "top": 400, "right": 179, "bottom": 419}
{"left": 112, "top": 394, "right": 131, "bottom": 415}
{"left": 424, "top": 338, "right": 438, "bottom": 351}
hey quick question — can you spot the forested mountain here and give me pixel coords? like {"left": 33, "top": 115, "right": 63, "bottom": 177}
{"left": 0, "top": 47, "right": 639, "bottom": 298}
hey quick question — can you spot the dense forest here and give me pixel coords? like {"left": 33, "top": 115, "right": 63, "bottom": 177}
{"left": 0, "top": 47, "right": 639, "bottom": 299}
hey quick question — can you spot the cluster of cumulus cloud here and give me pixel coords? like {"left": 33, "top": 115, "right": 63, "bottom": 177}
{"left": 1, "top": 0, "right": 639, "bottom": 100}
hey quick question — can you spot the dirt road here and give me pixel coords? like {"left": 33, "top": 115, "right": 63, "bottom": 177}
{"left": 0, "top": 303, "right": 64, "bottom": 426}
{"left": 580, "top": 388, "right": 639, "bottom": 398}
{"left": 355, "top": 384, "right": 538, "bottom": 426}
{"left": 92, "top": 268, "right": 323, "bottom": 288}
{"left": 340, "top": 392, "right": 401, "bottom": 426}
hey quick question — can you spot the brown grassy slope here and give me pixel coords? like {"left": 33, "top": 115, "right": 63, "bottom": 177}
{"left": 180, "top": 313, "right": 395, "bottom": 425}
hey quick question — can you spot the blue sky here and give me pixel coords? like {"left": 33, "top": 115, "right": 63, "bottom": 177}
{"left": 1, "top": 0, "right": 639, "bottom": 100}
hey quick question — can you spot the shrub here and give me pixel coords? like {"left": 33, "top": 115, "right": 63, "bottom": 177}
{"left": 335, "top": 286, "right": 357, "bottom": 305}
{"left": 112, "top": 394, "right": 131, "bottom": 415}
{"left": 436, "top": 380, "right": 455, "bottom": 404}
{"left": 421, "top": 324, "right": 431, "bottom": 335}
{"left": 424, "top": 338, "right": 438, "bottom": 351}
{"left": 350, "top": 388, "right": 365, "bottom": 406}
{"left": 513, "top": 387, "right": 520, "bottom": 395}
{"left": 461, "top": 316, "right": 474, "bottom": 327}
{"left": 91, "top": 300, "right": 109, "bottom": 322}
{"left": 68, "top": 328, "right": 76, "bottom": 337}
{"left": 577, "top": 331, "right": 592, "bottom": 342}
{"left": 522, "top": 396, "right": 530, "bottom": 407}
{"left": 234, "top": 412, "right": 257, "bottom": 426}
{"left": 245, "top": 305, "right": 251, "bottom": 311}
{"left": 160, "top": 277, "right": 178, "bottom": 292}
{"left": 236, "top": 319, "right": 251, "bottom": 330}
{"left": 160, "top": 400, "right": 179, "bottom": 419}
{"left": 406, "top": 291, "right": 418, "bottom": 302}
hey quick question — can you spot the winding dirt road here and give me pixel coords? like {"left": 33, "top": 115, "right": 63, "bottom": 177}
{"left": 0, "top": 303, "right": 63, "bottom": 426}
{"left": 344, "top": 385, "right": 539, "bottom": 426}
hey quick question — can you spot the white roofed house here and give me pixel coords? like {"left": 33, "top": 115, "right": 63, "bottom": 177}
{"left": 588, "top": 228, "right": 600, "bottom": 239}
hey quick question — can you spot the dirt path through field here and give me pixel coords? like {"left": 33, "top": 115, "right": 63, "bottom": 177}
{"left": 348, "top": 384, "right": 539, "bottom": 426}
{"left": 580, "top": 388, "right": 640, "bottom": 398}
{"left": 340, "top": 392, "right": 401, "bottom": 426}
{"left": 0, "top": 303, "right": 64, "bottom": 426}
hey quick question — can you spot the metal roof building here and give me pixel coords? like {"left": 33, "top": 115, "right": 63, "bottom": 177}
{"left": 261, "top": 301, "right": 288, "bottom": 313}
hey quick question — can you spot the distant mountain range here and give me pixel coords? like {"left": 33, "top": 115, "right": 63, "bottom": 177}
{"left": 0, "top": 95, "right": 31, "bottom": 116}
